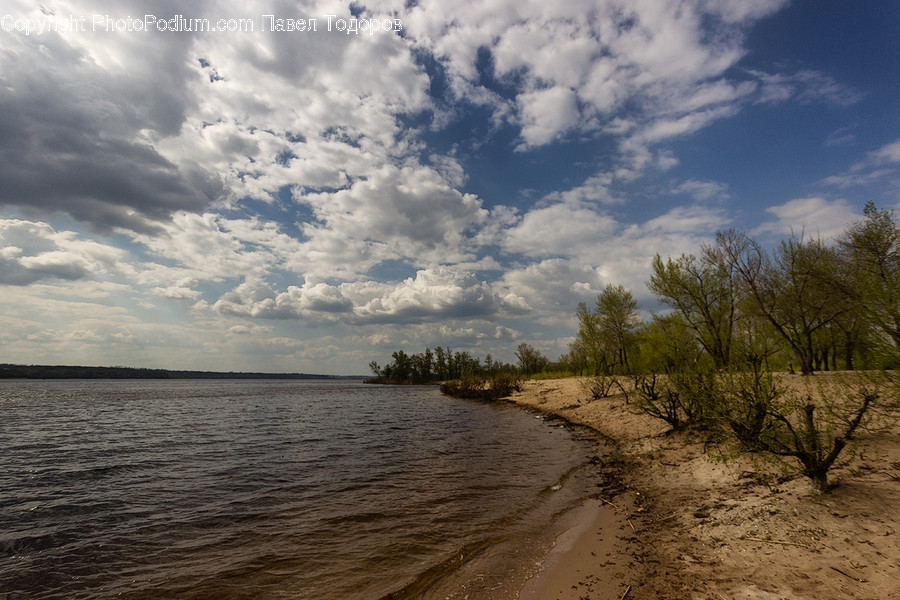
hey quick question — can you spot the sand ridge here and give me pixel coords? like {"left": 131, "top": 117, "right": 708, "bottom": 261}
{"left": 507, "top": 376, "right": 900, "bottom": 600}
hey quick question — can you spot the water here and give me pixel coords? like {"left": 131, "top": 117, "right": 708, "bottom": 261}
{"left": 0, "top": 379, "right": 602, "bottom": 600}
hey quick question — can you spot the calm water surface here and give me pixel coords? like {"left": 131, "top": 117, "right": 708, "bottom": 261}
{"left": 0, "top": 379, "right": 601, "bottom": 599}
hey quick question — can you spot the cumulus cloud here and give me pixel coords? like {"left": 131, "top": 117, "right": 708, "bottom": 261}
{"left": 757, "top": 197, "right": 859, "bottom": 240}
{"left": 0, "top": 2, "right": 224, "bottom": 233}
{"left": 211, "top": 267, "right": 529, "bottom": 324}
{"left": 502, "top": 202, "right": 617, "bottom": 258}
{"left": 0, "top": 219, "right": 128, "bottom": 285}
{"left": 286, "top": 162, "right": 490, "bottom": 278}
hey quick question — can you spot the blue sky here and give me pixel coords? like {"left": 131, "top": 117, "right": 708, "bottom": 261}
{"left": 0, "top": 0, "right": 898, "bottom": 374}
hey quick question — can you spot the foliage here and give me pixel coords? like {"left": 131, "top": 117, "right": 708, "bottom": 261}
{"left": 747, "top": 373, "right": 888, "bottom": 491}
{"left": 648, "top": 242, "right": 740, "bottom": 368}
{"left": 515, "top": 342, "right": 549, "bottom": 376}
{"left": 629, "top": 314, "right": 717, "bottom": 429}
{"left": 570, "top": 284, "right": 640, "bottom": 376}
{"left": 368, "top": 346, "right": 509, "bottom": 384}
{"left": 439, "top": 370, "right": 522, "bottom": 401}
{"left": 718, "top": 230, "right": 852, "bottom": 375}
{"left": 839, "top": 201, "right": 900, "bottom": 363}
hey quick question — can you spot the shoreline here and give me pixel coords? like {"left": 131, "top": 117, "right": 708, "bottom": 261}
{"left": 503, "top": 376, "right": 900, "bottom": 600}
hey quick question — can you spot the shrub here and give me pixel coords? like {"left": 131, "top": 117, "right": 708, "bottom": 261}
{"left": 714, "top": 371, "right": 894, "bottom": 492}
{"left": 583, "top": 374, "right": 616, "bottom": 400}
{"left": 440, "top": 371, "right": 522, "bottom": 401}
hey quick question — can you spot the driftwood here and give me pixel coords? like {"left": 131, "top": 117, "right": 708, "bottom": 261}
{"left": 830, "top": 566, "right": 868, "bottom": 583}
{"left": 743, "top": 536, "right": 808, "bottom": 548}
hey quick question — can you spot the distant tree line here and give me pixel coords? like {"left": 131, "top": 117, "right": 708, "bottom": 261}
{"left": 0, "top": 364, "right": 335, "bottom": 380}
{"left": 369, "top": 347, "right": 489, "bottom": 384}
{"left": 366, "top": 343, "right": 561, "bottom": 400}
{"left": 367, "top": 342, "right": 557, "bottom": 385}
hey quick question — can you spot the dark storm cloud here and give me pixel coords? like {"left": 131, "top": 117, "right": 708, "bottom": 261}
{"left": 0, "top": 15, "right": 223, "bottom": 233}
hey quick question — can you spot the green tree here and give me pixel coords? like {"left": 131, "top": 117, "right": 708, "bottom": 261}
{"left": 595, "top": 283, "right": 641, "bottom": 371}
{"left": 719, "top": 230, "right": 851, "bottom": 375}
{"left": 839, "top": 202, "right": 900, "bottom": 362}
{"left": 630, "top": 313, "right": 716, "bottom": 429}
{"left": 571, "top": 301, "right": 609, "bottom": 375}
{"left": 648, "top": 241, "right": 740, "bottom": 368}
{"left": 515, "top": 342, "right": 548, "bottom": 376}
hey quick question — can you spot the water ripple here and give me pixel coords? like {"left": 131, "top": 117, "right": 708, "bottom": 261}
{"left": 0, "top": 379, "right": 598, "bottom": 600}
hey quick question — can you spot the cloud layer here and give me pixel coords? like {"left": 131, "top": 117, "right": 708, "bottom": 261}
{"left": 0, "top": 0, "right": 894, "bottom": 372}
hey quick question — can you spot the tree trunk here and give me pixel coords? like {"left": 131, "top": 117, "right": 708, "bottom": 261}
{"left": 844, "top": 331, "right": 855, "bottom": 370}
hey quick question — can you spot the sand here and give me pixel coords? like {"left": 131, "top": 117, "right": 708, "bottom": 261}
{"left": 507, "top": 376, "right": 900, "bottom": 600}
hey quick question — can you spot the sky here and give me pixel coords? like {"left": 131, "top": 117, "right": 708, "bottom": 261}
{"left": 0, "top": 0, "right": 898, "bottom": 375}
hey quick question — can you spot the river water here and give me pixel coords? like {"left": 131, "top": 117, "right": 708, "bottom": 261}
{"left": 0, "top": 379, "right": 602, "bottom": 599}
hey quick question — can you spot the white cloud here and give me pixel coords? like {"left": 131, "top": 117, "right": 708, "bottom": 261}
{"left": 518, "top": 86, "right": 581, "bottom": 148}
{"left": 671, "top": 179, "right": 731, "bottom": 201}
{"left": 822, "top": 137, "right": 900, "bottom": 188}
{"left": 751, "top": 69, "right": 864, "bottom": 107}
{"left": 295, "top": 163, "right": 488, "bottom": 276}
{"left": 0, "top": 219, "right": 129, "bottom": 285}
{"left": 503, "top": 203, "right": 617, "bottom": 258}
{"left": 757, "top": 197, "right": 858, "bottom": 240}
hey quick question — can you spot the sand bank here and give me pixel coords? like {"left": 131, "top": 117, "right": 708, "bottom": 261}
{"left": 507, "top": 376, "right": 900, "bottom": 600}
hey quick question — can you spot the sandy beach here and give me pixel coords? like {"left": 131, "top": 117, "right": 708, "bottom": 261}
{"left": 507, "top": 376, "right": 900, "bottom": 600}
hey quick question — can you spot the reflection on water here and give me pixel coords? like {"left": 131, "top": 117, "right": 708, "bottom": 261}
{"left": 0, "top": 379, "right": 600, "bottom": 599}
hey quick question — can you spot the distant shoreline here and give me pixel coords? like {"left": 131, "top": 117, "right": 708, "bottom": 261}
{"left": 0, "top": 364, "right": 361, "bottom": 380}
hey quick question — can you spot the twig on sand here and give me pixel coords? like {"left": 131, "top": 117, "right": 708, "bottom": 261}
{"left": 599, "top": 497, "right": 619, "bottom": 510}
{"left": 742, "top": 537, "right": 808, "bottom": 548}
{"left": 618, "top": 583, "right": 632, "bottom": 600}
{"left": 627, "top": 518, "right": 635, "bottom": 531}
{"left": 830, "top": 566, "right": 868, "bottom": 583}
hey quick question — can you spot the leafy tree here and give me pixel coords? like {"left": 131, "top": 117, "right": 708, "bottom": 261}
{"left": 630, "top": 314, "right": 716, "bottom": 429}
{"left": 515, "top": 342, "right": 549, "bottom": 376}
{"left": 571, "top": 301, "right": 609, "bottom": 375}
{"left": 730, "top": 373, "right": 886, "bottom": 492}
{"left": 648, "top": 241, "right": 740, "bottom": 368}
{"left": 595, "top": 283, "right": 641, "bottom": 370}
{"left": 368, "top": 361, "right": 382, "bottom": 381}
{"left": 718, "top": 230, "right": 851, "bottom": 375}
{"left": 839, "top": 202, "right": 900, "bottom": 362}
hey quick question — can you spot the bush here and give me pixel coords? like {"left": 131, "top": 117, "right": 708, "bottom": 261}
{"left": 714, "top": 371, "right": 894, "bottom": 492}
{"left": 583, "top": 374, "right": 616, "bottom": 400}
{"left": 440, "top": 371, "right": 522, "bottom": 401}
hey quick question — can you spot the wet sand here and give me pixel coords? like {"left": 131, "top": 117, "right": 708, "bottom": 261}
{"left": 519, "top": 496, "right": 636, "bottom": 600}
{"left": 507, "top": 376, "right": 900, "bottom": 600}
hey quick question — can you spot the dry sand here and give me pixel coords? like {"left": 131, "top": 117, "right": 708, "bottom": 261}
{"left": 507, "top": 376, "right": 900, "bottom": 600}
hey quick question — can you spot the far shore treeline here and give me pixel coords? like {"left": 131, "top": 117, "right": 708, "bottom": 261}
{"left": 373, "top": 203, "right": 900, "bottom": 491}
{"left": 0, "top": 364, "right": 347, "bottom": 380}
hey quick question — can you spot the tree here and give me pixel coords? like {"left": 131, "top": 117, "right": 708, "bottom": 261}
{"left": 571, "top": 301, "right": 609, "bottom": 375}
{"left": 839, "top": 202, "right": 900, "bottom": 361}
{"left": 718, "top": 230, "right": 851, "bottom": 375}
{"left": 595, "top": 283, "right": 641, "bottom": 371}
{"left": 648, "top": 242, "right": 740, "bottom": 368}
{"left": 368, "top": 361, "right": 382, "bottom": 381}
{"left": 515, "top": 342, "right": 548, "bottom": 376}
{"left": 630, "top": 313, "right": 716, "bottom": 429}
